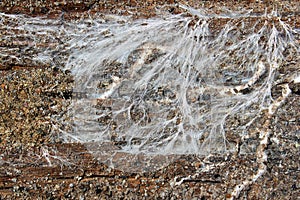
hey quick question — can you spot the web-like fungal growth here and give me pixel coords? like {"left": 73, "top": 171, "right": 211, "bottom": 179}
{"left": 52, "top": 7, "right": 298, "bottom": 172}
{"left": 1, "top": 6, "right": 298, "bottom": 172}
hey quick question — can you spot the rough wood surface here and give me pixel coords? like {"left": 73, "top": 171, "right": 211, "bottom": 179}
{"left": 0, "top": 1, "right": 299, "bottom": 199}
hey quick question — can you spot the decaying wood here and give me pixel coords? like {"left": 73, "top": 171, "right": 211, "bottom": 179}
{"left": 0, "top": 1, "right": 299, "bottom": 199}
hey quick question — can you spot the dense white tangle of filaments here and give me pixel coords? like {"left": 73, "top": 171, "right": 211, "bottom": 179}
{"left": 59, "top": 10, "right": 298, "bottom": 156}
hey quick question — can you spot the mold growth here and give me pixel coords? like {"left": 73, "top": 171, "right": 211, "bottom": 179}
{"left": 58, "top": 8, "right": 299, "bottom": 159}
{"left": 1, "top": 6, "right": 298, "bottom": 173}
